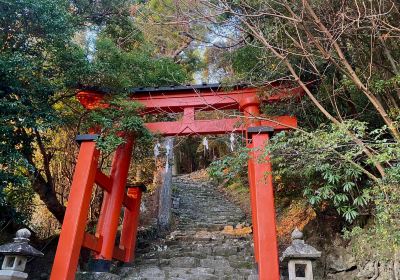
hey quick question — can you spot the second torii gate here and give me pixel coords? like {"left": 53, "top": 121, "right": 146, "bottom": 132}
{"left": 49, "top": 84, "right": 301, "bottom": 280}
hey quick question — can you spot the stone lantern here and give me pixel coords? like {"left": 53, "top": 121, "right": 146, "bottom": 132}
{"left": 0, "top": 228, "right": 43, "bottom": 280}
{"left": 281, "top": 228, "right": 321, "bottom": 280}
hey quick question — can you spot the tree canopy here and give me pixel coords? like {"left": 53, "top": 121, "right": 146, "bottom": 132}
{"left": 0, "top": 0, "right": 190, "bottom": 226}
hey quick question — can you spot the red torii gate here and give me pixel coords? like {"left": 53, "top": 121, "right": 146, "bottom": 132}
{"left": 50, "top": 84, "right": 301, "bottom": 280}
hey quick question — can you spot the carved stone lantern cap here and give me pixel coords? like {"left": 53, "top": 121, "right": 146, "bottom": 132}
{"left": 0, "top": 228, "right": 43, "bottom": 257}
{"left": 280, "top": 228, "right": 321, "bottom": 262}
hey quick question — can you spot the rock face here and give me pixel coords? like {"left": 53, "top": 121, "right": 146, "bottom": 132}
{"left": 323, "top": 250, "right": 400, "bottom": 280}
{"left": 117, "top": 174, "right": 257, "bottom": 280}
{"left": 320, "top": 237, "right": 400, "bottom": 280}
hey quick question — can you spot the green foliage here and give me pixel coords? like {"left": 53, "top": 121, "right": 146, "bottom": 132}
{"left": 268, "top": 121, "right": 400, "bottom": 223}
{"left": 73, "top": 0, "right": 190, "bottom": 89}
{"left": 0, "top": 0, "right": 190, "bottom": 226}
{"left": 138, "top": 0, "right": 206, "bottom": 75}
{"left": 0, "top": 0, "right": 82, "bottom": 224}
{"left": 87, "top": 98, "right": 153, "bottom": 153}
{"left": 232, "top": 45, "right": 263, "bottom": 75}
{"left": 345, "top": 168, "right": 400, "bottom": 261}
{"left": 3, "top": 183, "right": 35, "bottom": 223}
{"left": 208, "top": 146, "right": 249, "bottom": 185}
{"left": 80, "top": 37, "right": 189, "bottom": 90}
{"left": 0, "top": 0, "right": 75, "bottom": 48}
{"left": 75, "top": 0, "right": 190, "bottom": 152}
{"left": 264, "top": 120, "right": 400, "bottom": 261}
{"left": 228, "top": 44, "right": 288, "bottom": 82}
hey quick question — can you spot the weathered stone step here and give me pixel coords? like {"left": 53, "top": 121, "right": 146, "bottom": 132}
{"left": 136, "top": 249, "right": 254, "bottom": 263}
{"left": 119, "top": 265, "right": 257, "bottom": 280}
{"left": 116, "top": 174, "right": 257, "bottom": 279}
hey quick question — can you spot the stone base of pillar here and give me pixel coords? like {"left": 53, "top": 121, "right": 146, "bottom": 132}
{"left": 89, "top": 259, "right": 111, "bottom": 272}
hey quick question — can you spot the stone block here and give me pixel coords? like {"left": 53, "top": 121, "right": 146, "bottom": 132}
{"left": 75, "top": 272, "right": 121, "bottom": 280}
{"left": 116, "top": 267, "right": 139, "bottom": 278}
{"left": 185, "top": 274, "right": 218, "bottom": 280}
{"left": 138, "top": 266, "right": 165, "bottom": 278}
{"left": 169, "top": 256, "right": 197, "bottom": 268}
{"left": 166, "top": 267, "right": 191, "bottom": 277}
{"left": 201, "top": 257, "right": 233, "bottom": 271}
{"left": 188, "top": 267, "right": 215, "bottom": 275}
{"left": 213, "top": 245, "right": 238, "bottom": 256}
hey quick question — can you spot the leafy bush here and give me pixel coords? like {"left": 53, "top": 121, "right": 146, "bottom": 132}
{"left": 264, "top": 120, "right": 400, "bottom": 261}
{"left": 208, "top": 146, "right": 249, "bottom": 186}
{"left": 345, "top": 166, "right": 400, "bottom": 261}
{"left": 268, "top": 121, "right": 400, "bottom": 222}
{"left": 85, "top": 98, "right": 153, "bottom": 153}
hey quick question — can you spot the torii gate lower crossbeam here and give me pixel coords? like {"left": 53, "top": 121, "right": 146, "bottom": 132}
{"left": 50, "top": 84, "right": 301, "bottom": 280}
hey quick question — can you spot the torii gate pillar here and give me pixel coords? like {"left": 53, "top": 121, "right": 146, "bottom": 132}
{"left": 241, "top": 98, "right": 280, "bottom": 280}
{"left": 248, "top": 127, "right": 280, "bottom": 280}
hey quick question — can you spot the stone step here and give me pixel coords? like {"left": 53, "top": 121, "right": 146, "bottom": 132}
{"left": 116, "top": 174, "right": 257, "bottom": 279}
{"left": 119, "top": 265, "right": 257, "bottom": 280}
{"left": 120, "top": 268, "right": 257, "bottom": 280}
{"left": 136, "top": 249, "right": 254, "bottom": 262}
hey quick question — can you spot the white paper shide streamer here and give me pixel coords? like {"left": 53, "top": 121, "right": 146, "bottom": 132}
{"left": 230, "top": 133, "right": 235, "bottom": 152}
{"left": 165, "top": 139, "right": 172, "bottom": 172}
{"left": 202, "top": 137, "right": 209, "bottom": 155}
{"left": 154, "top": 143, "right": 161, "bottom": 161}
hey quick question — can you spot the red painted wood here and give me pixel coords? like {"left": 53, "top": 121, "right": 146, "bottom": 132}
{"left": 95, "top": 169, "right": 112, "bottom": 192}
{"left": 133, "top": 89, "right": 257, "bottom": 112}
{"left": 120, "top": 187, "right": 142, "bottom": 262}
{"left": 82, "top": 233, "right": 103, "bottom": 252}
{"left": 247, "top": 142, "right": 260, "bottom": 264}
{"left": 77, "top": 85, "right": 303, "bottom": 112}
{"left": 249, "top": 133, "right": 280, "bottom": 280}
{"left": 242, "top": 101, "right": 262, "bottom": 264}
{"left": 50, "top": 140, "right": 99, "bottom": 280}
{"left": 112, "top": 246, "right": 127, "bottom": 262}
{"left": 183, "top": 107, "right": 195, "bottom": 123}
{"left": 123, "top": 193, "right": 134, "bottom": 211}
{"left": 82, "top": 233, "right": 127, "bottom": 262}
{"left": 97, "top": 136, "right": 134, "bottom": 260}
{"left": 94, "top": 192, "right": 109, "bottom": 259}
{"left": 145, "top": 116, "right": 296, "bottom": 136}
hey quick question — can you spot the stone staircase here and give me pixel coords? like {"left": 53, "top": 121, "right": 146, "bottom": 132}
{"left": 117, "top": 174, "right": 258, "bottom": 280}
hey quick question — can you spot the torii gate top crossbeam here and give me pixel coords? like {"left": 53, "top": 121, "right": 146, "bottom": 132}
{"left": 77, "top": 83, "right": 301, "bottom": 135}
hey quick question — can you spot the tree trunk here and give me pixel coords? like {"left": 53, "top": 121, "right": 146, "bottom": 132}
{"left": 20, "top": 128, "right": 67, "bottom": 224}
{"left": 31, "top": 169, "right": 66, "bottom": 224}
